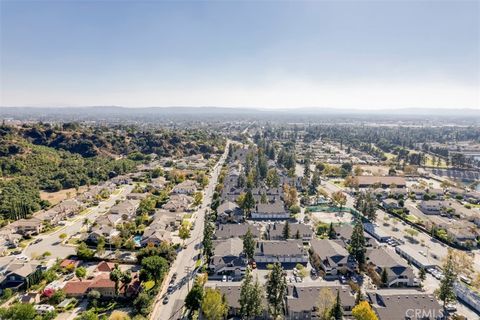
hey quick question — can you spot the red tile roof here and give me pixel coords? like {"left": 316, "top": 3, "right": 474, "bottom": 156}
{"left": 95, "top": 261, "right": 116, "bottom": 272}
{"left": 63, "top": 281, "right": 92, "bottom": 295}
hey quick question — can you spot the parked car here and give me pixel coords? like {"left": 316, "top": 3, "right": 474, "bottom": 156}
{"left": 222, "top": 275, "right": 227, "bottom": 282}
{"left": 162, "top": 296, "right": 169, "bottom": 304}
{"left": 16, "top": 255, "right": 29, "bottom": 262}
{"left": 459, "top": 275, "right": 471, "bottom": 285}
{"left": 445, "top": 304, "right": 457, "bottom": 312}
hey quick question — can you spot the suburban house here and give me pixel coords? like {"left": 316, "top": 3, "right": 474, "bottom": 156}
{"left": 150, "top": 176, "right": 167, "bottom": 189}
{"left": 418, "top": 200, "right": 448, "bottom": 215}
{"left": 9, "top": 218, "right": 44, "bottom": 236}
{"left": 364, "top": 223, "right": 392, "bottom": 242}
{"left": 214, "top": 223, "right": 261, "bottom": 240}
{"left": 250, "top": 201, "right": 290, "bottom": 220}
{"left": 162, "top": 194, "right": 193, "bottom": 212}
{"left": 64, "top": 270, "right": 140, "bottom": 298}
{"left": 426, "top": 188, "right": 445, "bottom": 200}
{"left": 0, "top": 261, "right": 44, "bottom": 292}
{"left": 373, "top": 188, "right": 388, "bottom": 200}
{"left": 465, "top": 191, "right": 480, "bottom": 204}
{"left": 141, "top": 210, "right": 181, "bottom": 246}
{"left": 126, "top": 192, "right": 148, "bottom": 201}
{"left": 0, "top": 228, "right": 22, "bottom": 250}
{"left": 381, "top": 199, "right": 401, "bottom": 211}
{"left": 216, "top": 201, "right": 244, "bottom": 224}
{"left": 286, "top": 284, "right": 356, "bottom": 320}
{"left": 171, "top": 180, "right": 198, "bottom": 195}
{"left": 254, "top": 240, "right": 308, "bottom": 265}
{"left": 333, "top": 224, "right": 377, "bottom": 247}
{"left": 356, "top": 176, "right": 406, "bottom": 189}
{"left": 109, "top": 200, "right": 139, "bottom": 217}
{"left": 446, "top": 226, "right": 478, "bottom": 247}
{"left": 209, "top": 238, "right": 247, "bottom": 280}
{"left": 36, "top": 199, "right": 83, "bottom": 226}
{"left": 388, "top": 188, "right": 408, "bottom": 199}
{"left": 409, "top": 187, "right": 427, "bottom": 200}
{"left": 268, "top": 223, "right": 314, "bottom": 242}
{"left": 88, "top": 222, "right": 120, "bottom": 244}
{"left": 205, "top": 282, "right": 269, "bottom": 319}
{"left": 366, "top": 247, "right": 417, "bottom": 287}
{"left": 251, "top": 187, "right": 283, "bottom": 203}
{"left": 367, "top": 290, "right": 443, "bottom": 320}
{"left": 448, "top": 187, "right": 466, "bottom": 199}
{"left": 309, "top": 239, "right": 356, "bottom": 277}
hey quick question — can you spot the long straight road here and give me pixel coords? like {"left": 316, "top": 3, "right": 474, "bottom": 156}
{"left": 150, "top": 140, "right": 231, "bottom": 320}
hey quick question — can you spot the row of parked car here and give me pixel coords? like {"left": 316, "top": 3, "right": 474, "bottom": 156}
{"left": 386, "top": 237, "right": 404, "bottom": 247}
{"left": 163, "top": 272, "right": 179, "bottom": 304}
{"left": 426, "top": 267, "right": 444, "bottom": 280}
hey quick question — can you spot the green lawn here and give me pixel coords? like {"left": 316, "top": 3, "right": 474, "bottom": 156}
{"left": 143, "top": 280, "right": 155, "bottom": 291}
{"left": 405, "top": 214, "right": 419, "bottom": 224}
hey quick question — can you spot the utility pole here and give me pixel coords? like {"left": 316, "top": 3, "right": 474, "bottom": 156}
{"left": 185, "top": 266, "right": 192, "bottom": 292}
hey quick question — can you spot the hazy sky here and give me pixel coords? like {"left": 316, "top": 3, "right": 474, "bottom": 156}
{"left": 1, "top": 0, "right": 479, "bottom": 109}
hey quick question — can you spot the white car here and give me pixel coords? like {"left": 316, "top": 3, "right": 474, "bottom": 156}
{"left": 222, "top": 275, "right": 227, "bottom": 282}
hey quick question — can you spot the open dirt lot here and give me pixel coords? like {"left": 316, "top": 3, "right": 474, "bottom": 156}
{"left": 40, "top": 186, "right": 88, "bottom": 205}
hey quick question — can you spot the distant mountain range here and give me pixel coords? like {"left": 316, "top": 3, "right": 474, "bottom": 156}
{"left": 1, "top": 106, "right": 479, "bottom": 123}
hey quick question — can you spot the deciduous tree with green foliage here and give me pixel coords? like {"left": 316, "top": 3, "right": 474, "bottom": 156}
{"left": 185, "top": 279, "right": 204, "bottom": 311}
{"left": 77, "top": 310, "right": 99, "bottom": 320}
{"left": 331, "top": 191, "right": 347, "bottom": 210}
{"left": 141, "top": 255, "right": 168, "bottom": 285}
{"left": 201, "top": 288, "right": 228, "bottom": 320}
{"left": 0, "top": 303, "right": 38, "bottom": 320}
{"left": 76, "top": 242, "right": 95, "bottom": 260}
{"left": 179, "top": 220, "right": 191, "bottom": 243}
{"left": 75, "top": 266, "right": 87, "bottom": 281}
{"left": 194, "top": 192, "right": 203, "bottom": 206}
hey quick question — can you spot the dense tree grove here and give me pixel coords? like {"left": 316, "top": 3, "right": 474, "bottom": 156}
{"left": 0, "top": 123, "right": 225, "bottom": 221}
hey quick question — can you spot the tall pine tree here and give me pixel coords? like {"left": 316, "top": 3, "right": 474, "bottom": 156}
{"left": 349, "top": 218, "right": 366, "bottom": 268}
{"left": 266, "top": 263, "right": 287, "bottom": 319}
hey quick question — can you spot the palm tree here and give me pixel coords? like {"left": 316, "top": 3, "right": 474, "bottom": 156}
{"left": 121, "top": 270, "right": 132, "bottom": 297}
{"left": 109, "top": 264, "right": 123, "bottom": 296}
